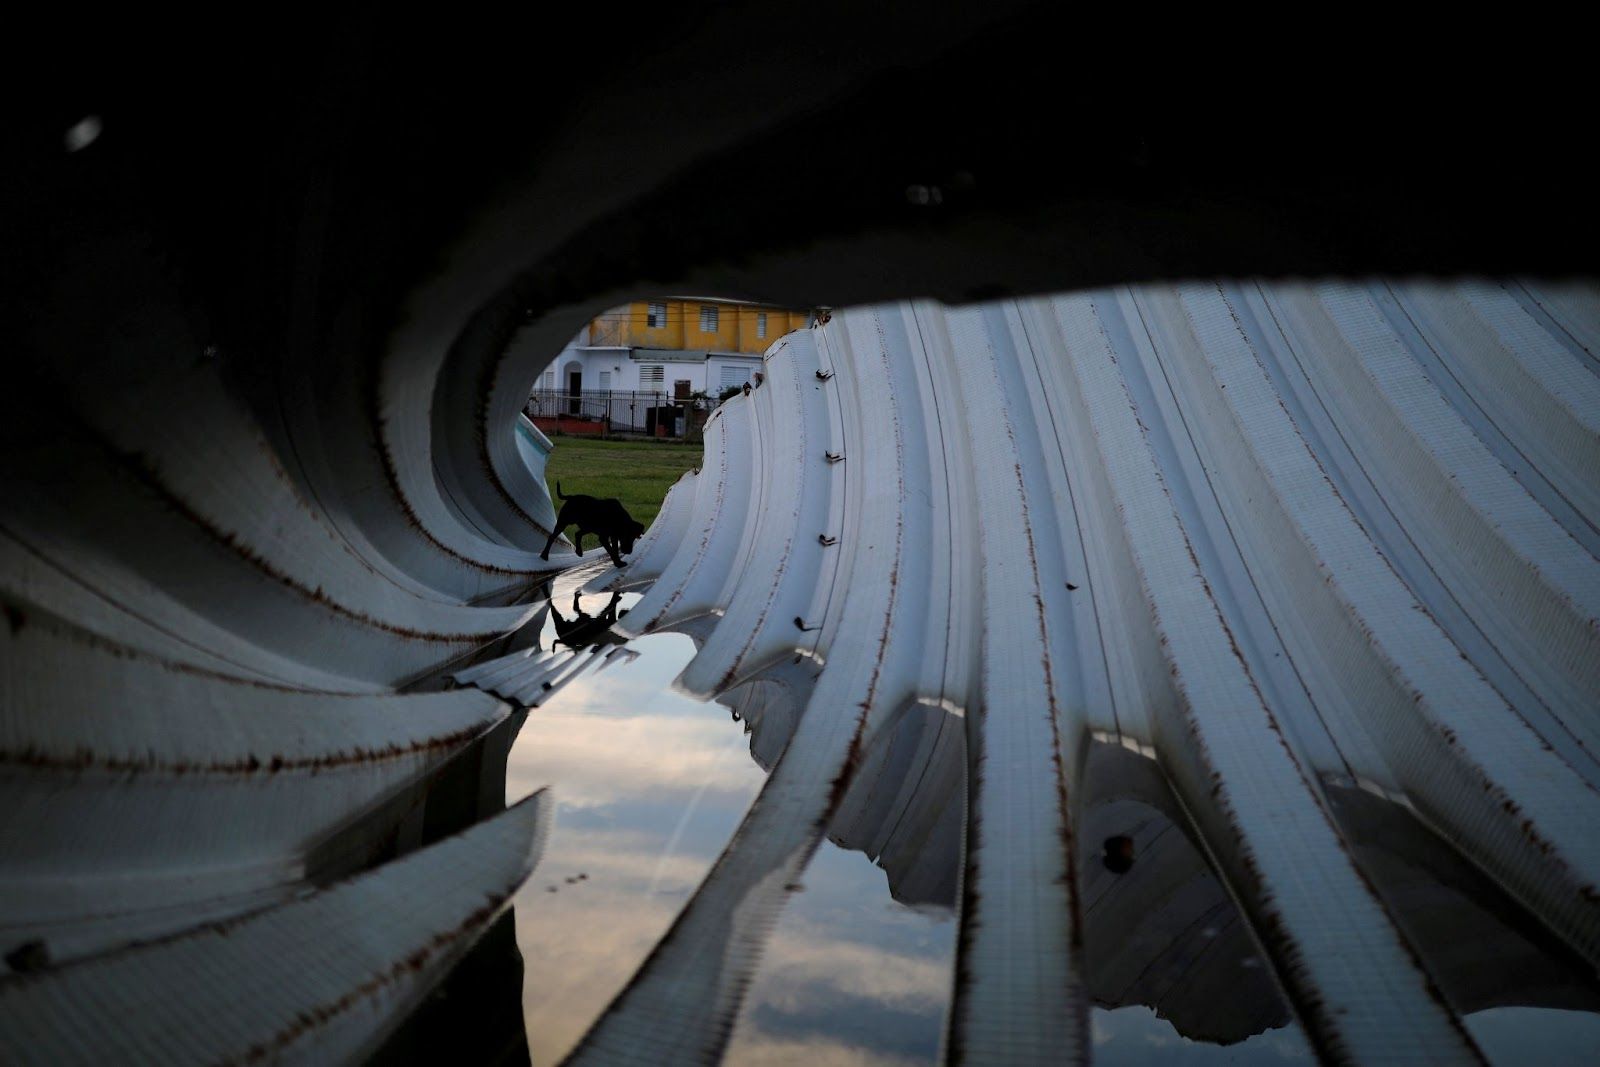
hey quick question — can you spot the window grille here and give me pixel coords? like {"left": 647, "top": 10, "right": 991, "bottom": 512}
{"left": 700, "top": 306, "right": 719, "bottom": 333}
{"left": 756, "top": 312, "right": 767, "bottom": 339}
{"left": 647, "top": 302, "right": 667, "bottom": 328}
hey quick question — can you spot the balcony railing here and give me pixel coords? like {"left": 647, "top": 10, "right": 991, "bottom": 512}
{"left": 523, "top": 388, "right": 723, "bottom": 439}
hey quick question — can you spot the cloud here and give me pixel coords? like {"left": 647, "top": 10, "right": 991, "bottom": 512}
{"left": 724, "top": 1031, "right": 924, "bottom": 1067}
{"left": 752, "top": 927, "right": 949, "bottom": 1015}
{"left": 505, "top": 699, "right": 764, "bottom": 809}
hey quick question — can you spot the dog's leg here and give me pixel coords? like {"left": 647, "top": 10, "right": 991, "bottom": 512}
{"left": 540, "top": 528, "right": 561, "bottom": 561}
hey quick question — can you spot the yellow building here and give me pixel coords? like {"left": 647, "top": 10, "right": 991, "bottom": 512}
{"left": 526, "top": 297, "right": 816, "bottom": 431}
{"left": 587, "top": 298, "right": 811, "bottom": 354}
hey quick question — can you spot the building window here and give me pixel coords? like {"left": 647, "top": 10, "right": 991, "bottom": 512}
{"left": 756, "top": 312, "right": 767, "bottom": 339}
{"left": 598, "top": 371, "right": 611, "bottom": 391}
{"left": 647, "top": 302, "right": 667, "bottom": 328}
{"left": 543, "top": 370, "right": 555, "bottom": 390}
{"left": 700, "top": 305, "right": 719, "bottom": 333}
{"left": 719, "top": 366, "right": 750, "bottom": 391}
{"left": 641, "top": 365, "right": 665, "bottom": 388}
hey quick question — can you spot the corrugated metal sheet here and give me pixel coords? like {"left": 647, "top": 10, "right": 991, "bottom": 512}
{"left": 2, "top": 275, "right": 1596, "bottom": 1063}
{"left": 0, "top": 792, "right": 551, "bottom": 1064}
{"left": 452, "top": 644, "right": 639, "bottom": 706}
{"left": 571, "top": 281, "right": 1600, "bottom": 1063}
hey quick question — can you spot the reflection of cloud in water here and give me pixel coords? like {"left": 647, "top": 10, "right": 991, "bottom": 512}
{"left": 505, "top": 702, "right": 760, "bottom": 809}
{"left": 504, "top": 631, "right": 766, "bottom": 1065}
{"left": 725, "top": 841, "right": 955, "bottom": 1065}
{"left": 726, "top": 1035, "right": 922, "bottom": 1067}
{"left": 755, "top": 927, "right": 948, "bottom": 1015}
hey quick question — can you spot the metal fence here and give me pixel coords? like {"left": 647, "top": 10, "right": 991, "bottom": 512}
{"left": 523, "top": 388, "right": 723, "bottom": 438}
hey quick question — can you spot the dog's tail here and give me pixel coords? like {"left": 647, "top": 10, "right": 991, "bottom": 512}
{"left": 556, "top": 481, "right": 567, "bottom": 500}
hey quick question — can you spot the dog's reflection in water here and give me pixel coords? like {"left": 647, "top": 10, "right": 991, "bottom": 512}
{"left": 549, "top": 590, "right": 629, "bottom": 649}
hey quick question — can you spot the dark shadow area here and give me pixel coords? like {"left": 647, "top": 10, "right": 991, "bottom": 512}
{"left": 1322, "top": 782, "right": 1600, "bottom": 1018}
{"left": 372, "top": 910, "right": 532, "bottom": 1067}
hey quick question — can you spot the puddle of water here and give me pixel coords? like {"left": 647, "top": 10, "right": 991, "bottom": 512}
{"left": 723, "top": 840, "right": 958, "bottom": 1065}
{"left": 504, "top": 594, "right": 766, "bottom": 1066}
{"left": 1089, "top": 1005, "right": 1312, "bottom": 1063}
{"left": 721, "top": 697, "right": 966, "bottom": 1063}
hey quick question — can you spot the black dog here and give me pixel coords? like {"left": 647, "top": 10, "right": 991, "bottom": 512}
{"left": 541, "top": 482, "right": 645, "bottom": 567}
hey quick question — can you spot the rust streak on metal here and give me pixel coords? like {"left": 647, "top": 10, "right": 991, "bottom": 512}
{"left": 0, "top": 718, "right": 490, "bottom": 776}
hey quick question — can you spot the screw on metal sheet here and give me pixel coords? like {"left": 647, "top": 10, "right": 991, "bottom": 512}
{"left": 1066, "top": 582, "right": 1079, "bottom": 591}
{"left": 817, "top": 534, "right": 837, "bottom": 546}
{"left": 793, "top": 617, "right": 821, "bottom": 632}
{"left": 825, "top": 451, "right": 844, "bottom": 463}
{"left": 815, "top": 369, "right": 834, "bottom": 381}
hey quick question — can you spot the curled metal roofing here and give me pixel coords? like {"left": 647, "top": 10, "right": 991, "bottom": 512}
{"left": 570, "top": 281, "right": 1600, "bottom": 1063}
{"left": 1, "top": 277, "right": 1597, "bottom": 1063}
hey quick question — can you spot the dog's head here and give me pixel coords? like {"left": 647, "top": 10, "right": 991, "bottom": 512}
{"left": 621, "top": 519, "right": 646, "bottom": 555}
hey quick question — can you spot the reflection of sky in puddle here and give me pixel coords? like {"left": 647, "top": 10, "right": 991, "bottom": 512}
{"left": 499, "top": 587, "right": 1600, "bottom": 1064}
{"left": 725, "top": 841, "right": 955, "bottom": 1065}
{"left": 505, "top": 613, "right": 763, "bottom": 1065}
{"left": 503, "top": 589, "right": 961, "bottom": 1065}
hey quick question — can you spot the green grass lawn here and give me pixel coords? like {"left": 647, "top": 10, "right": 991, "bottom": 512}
{"left": 542, "top": 437, "right": 703, "bottom": 531}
